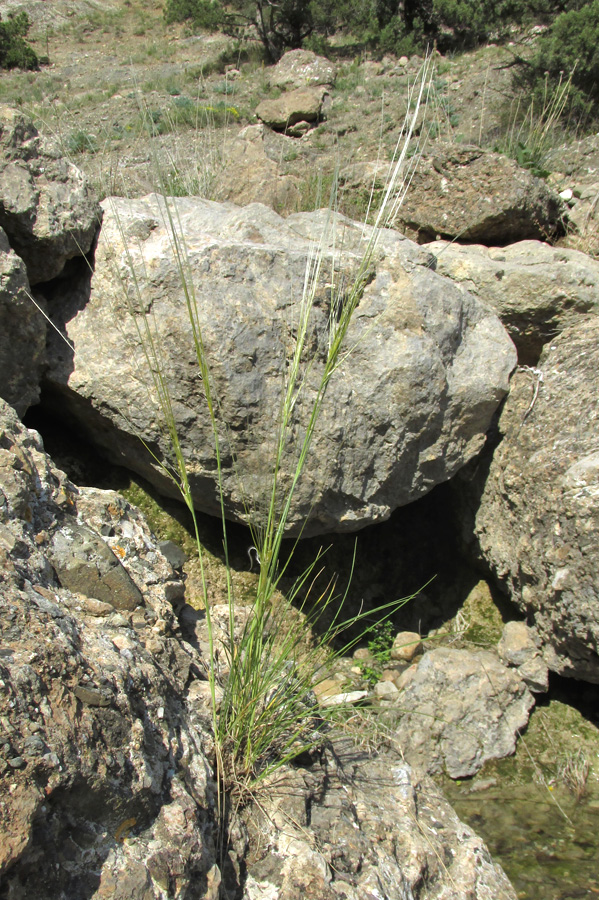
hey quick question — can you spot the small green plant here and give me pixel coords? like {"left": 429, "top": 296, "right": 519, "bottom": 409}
{"left": 212, "top": 80, "right": 235, "bottom": 94}
{"left": 368, "top": 619, "right": 395, "bottom": 665}
{"left": 67, "top": 129, "right": 98, "bottom": 155}
{"left": 335, "top": 59, "right": 364, "bottom": 95}
{"left": 360, "top": 620, "right": 395, "bottom": 685}
{"left": 0, "top": 12, "right": 39, "bottom": 70}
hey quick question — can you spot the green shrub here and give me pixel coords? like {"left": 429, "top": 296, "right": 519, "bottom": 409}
{"left": 164, "top": 0, "right": 224, "bottom": 30}
{"left": 164, "top": 0, "right": 358, "bottom": 61}
{"left": 0, "top": 12, "right": 39, "bottom": 70}
{"left": 369, "top": 0, "right": 588, "bottom": 55}
{"left": 517, "top": 0, "right": 599, "bottom": 125}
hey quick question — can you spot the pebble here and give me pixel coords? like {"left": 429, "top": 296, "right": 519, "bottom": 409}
{"left": 391, "top": 632, "right": 422, "bottom": 662}
{"left": 73, "top": 684, "right": 112, "bottom": 707}
{"left": 320, "top": 690, "right": 368, "bottom": 708}
{"left": 374, "top": 681, "right": 398, "bottom": 699}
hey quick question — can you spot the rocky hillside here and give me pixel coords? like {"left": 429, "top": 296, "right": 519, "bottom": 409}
{"left": 1, "top": 3, "right": 599, "bottom": 899}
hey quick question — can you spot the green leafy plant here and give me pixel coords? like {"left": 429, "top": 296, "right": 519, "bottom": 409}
{"left": 360, "top": 620, "right": 395, "bottom": 685}
{"left": 368, "top": 619, "right": 395, "bottom": 664}
{"left": 111, "top": 56, "right": 435, "bottom": 805}
{"left": 0, "top": 12, "right": 39, "bottom": 70}
{"left": 164, "top": 0, "right": 225, "bottom": 31}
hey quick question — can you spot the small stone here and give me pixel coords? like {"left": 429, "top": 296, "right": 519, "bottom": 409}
{"left": 158, "top": 540, "right": 187, "bottom": 569}
{"left": 73, "top": 684, "right": 112, "bottom": 707}
{"left": 287, "top": 120, "right": 312, "bottom": 137}
{"left": 312, "top": 678, "right": 342, "bottom": 700}
{"left": 497, "top": 621, "right": 539, "bottom": 667}
{"left": 380, "top": 668, "right": 401, "bottom": 682}
{"left": 8, "top": 756, "right": 25, "bottom": 768}
{"left": 320, "top": 690, "right": 368, "bottom": 708}
{"left": 83, "top": 597, "right": 114, "bottom": 617}
{"left": 390, "top": 632, "right": 422, "bottom": 662}
{"left": 518, "top": 656, "right": 549, "bottom": 693}
{"left": 42, "top": 752, "right": 61, "bottom": 768}
{"left": 187, "top": 679, "right": 223, "bottom": 709}
{"left": 374, "top": 681, "right": 398, "bottom": 699}
{"left": 469, "top": 777, "right": 498, "bottom": 792}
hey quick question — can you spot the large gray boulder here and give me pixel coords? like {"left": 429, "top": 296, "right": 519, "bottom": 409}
{"left": 348, "top": 144, "right": 565, "bottom": 246}
{"left": 472, "top": 317, "right": 599, "bottom": 682}
{"left": 45, "top": 196, "right": 516, "bottom": 537}
{"left": 426, "top": 239, "right": 599, "bottom": 364}
{"left": 0, "top": 106, "right": 101, "bottom": 284}
{"left": 0, "top": 226, "right": 45, "bottom": 415}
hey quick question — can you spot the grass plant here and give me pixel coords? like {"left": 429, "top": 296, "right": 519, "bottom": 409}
{"left": 496, "top": 69, "right": 573, "bottom": 178}
{"left": 106, "top": 55, "right": 435, "bottom": 814}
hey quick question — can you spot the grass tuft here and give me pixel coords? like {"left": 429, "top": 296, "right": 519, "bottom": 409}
{"left": 108, "top": 53, "right": 435, "bottom": 811}
{"left": 496, "top": 69, "right": 573, "bottom": 178}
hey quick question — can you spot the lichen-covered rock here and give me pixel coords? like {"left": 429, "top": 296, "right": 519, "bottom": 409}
{"left": 426, "top": 239, "right": 599, "bottom": 364}
{"left": 391, "top": 647, "right": 535, "bottom": 778}
{"left": 0, "top": 226, "right": 45, "bottom": 415}
{"left": 44, "top": 196, "right": 516, "bottom": 537}
{"left": 472, "top": 318, "right": 599, "bottom": 682}
{"left": 0, "top": 397, "right": 216, "bottom": 898}
{"left": 0, "top": 106, "right": 101, "bottom": 284}
{"left": 0, "top": 397, "right": 517, "bottom": 899}
{"left": 268, "top": 49, "right": 337, "bottom": 90}
{"left": 241, "top": 746, "right": 517, "bottom": 900}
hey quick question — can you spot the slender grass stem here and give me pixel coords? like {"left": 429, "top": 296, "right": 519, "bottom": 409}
{"left": 114, "top": 54, "right": 435, "bottom": 803}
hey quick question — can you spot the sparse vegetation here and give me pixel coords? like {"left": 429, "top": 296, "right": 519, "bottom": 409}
{"left": 67, "top": 128, "right": 99, "bottom": 154}
{"left": 496, "top": 69, "right": 573, "bottom": 178}
{"left": 360, "top": 620, "right": 395, "bottom": 684}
